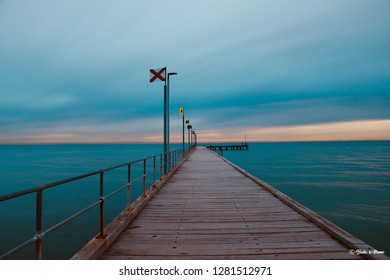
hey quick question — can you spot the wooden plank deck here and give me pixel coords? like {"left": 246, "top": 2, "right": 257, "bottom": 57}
{"left": 98, "top": 147, "right": 382, "bottom": 260}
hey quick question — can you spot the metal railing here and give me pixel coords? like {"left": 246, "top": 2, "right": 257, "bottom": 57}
{"left": 0, "top": 146, "right": 194, "bottom": 259}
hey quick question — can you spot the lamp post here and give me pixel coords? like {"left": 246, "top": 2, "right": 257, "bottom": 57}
{"left": 187, "top": 124, "right": 192, "bottom": 148}
{"left": 192, "top": 130, "right": 197, "bottom": 146}
{"left": 166, "top": 72, "right": 177, "bottom": 172}
{"left": 186, "top": 119, "right": 190, "bottom": 149}
{"left": 180, "top": 107, "right": 185, "bottom": 154}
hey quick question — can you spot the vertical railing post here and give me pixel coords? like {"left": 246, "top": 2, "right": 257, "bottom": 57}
{"left": 127, "top": 163, "right": 131, "bottom": 206}
{"left": 98, "top": 169, "right": 105, "bottom": 238}
{"left": 168, "top": 151, "right": 170, "bottom": 172}
{"left": 168, "top": 151, "right": 171, "bottom": 172}
{"left": 160, "top": 154, "right": 162, "bottom": 179}
{"left": 153, "top": 156, "right": 156, "bottom": 184}
{"left": 167, "top": 151, "right": 170, "bottom": 173}
{"left": 143, "top": 159, "right": 146, "bottom": 197}
{"left": 35, "top": 189, "right": 43, "bottom": 260}
{"left": 163, "top": 152, "right": 166, "bottom": 175}
{"left": 172, "top": 150, "right": 174, "bottom": 169}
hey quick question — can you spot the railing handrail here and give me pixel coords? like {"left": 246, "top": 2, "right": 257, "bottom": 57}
{"left": 0, "top": 170, "right": 101, "bottom": 202}
{"left": 0, "top": 148, "right": 179, "bottom": 203}
{"left": 0, "top": 145, "right": 195, "bottom": 259}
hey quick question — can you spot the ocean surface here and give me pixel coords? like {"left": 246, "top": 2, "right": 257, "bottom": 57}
{"left": 0, "top": 141, "right": 389, "bottom": 259}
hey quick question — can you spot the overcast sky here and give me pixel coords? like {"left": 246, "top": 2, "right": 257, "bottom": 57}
{"left": 1, "top": 0, "right": 390, "bottom": 143}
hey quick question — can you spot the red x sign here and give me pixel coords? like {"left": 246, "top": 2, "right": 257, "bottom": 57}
{"left": 150, "top": 67, "right": 166, "bottom": 83}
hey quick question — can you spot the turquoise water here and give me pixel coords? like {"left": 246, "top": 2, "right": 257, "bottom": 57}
{"left": 0, "top": 142, "right": 389, "bottom": 259}
{"left": 222, "top": 141, "right": 390, "bottom": 256}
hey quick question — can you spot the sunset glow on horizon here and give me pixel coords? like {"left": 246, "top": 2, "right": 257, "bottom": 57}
{"left": 2, "top": 119, "right": 389, "bottom": 144}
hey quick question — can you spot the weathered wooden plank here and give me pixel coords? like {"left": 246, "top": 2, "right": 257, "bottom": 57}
{"left": 118, "top": 228, "right": 325, "bottom": 236}
{"left": 131, "top": 218, "right": 305, "bottom": 224}
{"left": 123, "top": 223, "right": 322, "bottom": 230}
{"left": 114, "top": 238, "right": 338, "bottom": 246}
{"left": 110, "top": 231, "right": 335, "bottom": 241}
{"left": 101, "top": 251, "right": 361, "bottom": 260}
{"left": 108, "top": 236, "right": 345, "bottom": 248}
{"left": 102, "top": 245, "right": 353, "bottom": 257}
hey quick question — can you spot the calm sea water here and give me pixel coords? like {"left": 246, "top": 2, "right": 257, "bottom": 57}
{"left": 0, "top": 141, "right": 389, "bottom": 259}
{"left": 222, "top": 141, "right": 390, "bottom": 256}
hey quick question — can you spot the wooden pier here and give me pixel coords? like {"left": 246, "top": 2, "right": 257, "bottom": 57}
{"left": 73, "top": 147, "right": 386, "bottom": 260}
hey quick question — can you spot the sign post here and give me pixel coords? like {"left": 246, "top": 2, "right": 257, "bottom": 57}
{"left": 150, "top": 68, "right": 177, "bottom": 174}
{"left": 150, "top": 67, "right": 168, "bottom": 174}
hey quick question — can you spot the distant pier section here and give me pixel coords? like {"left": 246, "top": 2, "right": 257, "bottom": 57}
{"left": 206, "top": 142, "right": 249, "bottom": 153}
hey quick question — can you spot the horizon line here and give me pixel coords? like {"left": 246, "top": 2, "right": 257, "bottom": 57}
{"left": 1, "top": 139, "right": 389, "bottom": 145}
